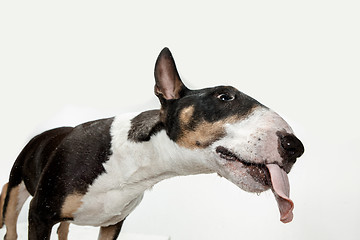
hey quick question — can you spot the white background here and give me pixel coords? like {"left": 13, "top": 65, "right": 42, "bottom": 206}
{"left": 0, "top": 1, "right": 359, "bottom": 240}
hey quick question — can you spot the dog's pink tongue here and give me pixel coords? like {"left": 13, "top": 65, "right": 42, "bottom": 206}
{"left": 266, "top": 164, "right": 294, "bottom": 223}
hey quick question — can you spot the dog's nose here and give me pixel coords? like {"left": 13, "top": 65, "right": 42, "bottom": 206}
{"left": 279, "top": 133, "right": 304, "bottom": 160}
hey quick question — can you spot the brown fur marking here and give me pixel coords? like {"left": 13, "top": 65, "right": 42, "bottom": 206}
{"left": 179, "top": 105, "right": 195, "bottom": 126}
{"left": 57, "top": 222, "right": 70, "bottom": 240}
{"left": 98, "top": 224, "right": 119, "bottom": 240}
{"left": 61, "top": 194, "right": 83, "bottom": 219}
{"left": 177, "top": 116, "right": 238, "bottom": 149}
{"left": 3, "top": 185, "right": 21, "bottom": 240}
{"left": 0, "top": 183, "right": 9, "bottom": 228}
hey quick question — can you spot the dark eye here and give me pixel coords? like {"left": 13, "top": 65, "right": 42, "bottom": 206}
{"left": 217, "top": 93, "right": 235, "bottom": 101}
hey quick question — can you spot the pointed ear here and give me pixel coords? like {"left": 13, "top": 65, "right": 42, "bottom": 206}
{"left": 154, "top": 47, "right": 187, "bottom": 100}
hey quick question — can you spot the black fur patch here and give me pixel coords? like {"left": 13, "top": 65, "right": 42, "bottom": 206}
{"left": 127, "top": 110, "right": 164, "bottom": 142}
{"left": 45, "top": 118, "right": 115, "bottom": 195}
{"left": 8, "top": 117, "right": 114, "bottom": 222}
{"left": 163, "top": 86, "right": 264, "bottom": 143}
{"left": 4, "top": 127, "right": 74, "bottom": 221}
{"left": 21, "top": 127, "right": 75, "bottom": 195}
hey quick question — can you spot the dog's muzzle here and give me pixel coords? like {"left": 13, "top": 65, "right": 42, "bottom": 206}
{"left": 213, "top": 108, "right": 305, "bottom": 223}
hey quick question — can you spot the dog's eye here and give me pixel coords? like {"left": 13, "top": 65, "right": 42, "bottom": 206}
{"left": 217, "top": 93, "right": 235, "bottom": 101}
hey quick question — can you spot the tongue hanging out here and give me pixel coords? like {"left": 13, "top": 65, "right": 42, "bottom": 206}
{"left": 266, "top": 164, "right": 294, "bottom": 223}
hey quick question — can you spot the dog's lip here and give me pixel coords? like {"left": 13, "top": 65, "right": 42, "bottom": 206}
{"left": 215, "top": 146, "right": 264, "bottom": 168}
{"left": 215, "top": 146, "right": 271, "bottom": 186}
{"left": 215, "top": 146, "right": 251, "bottom": 165}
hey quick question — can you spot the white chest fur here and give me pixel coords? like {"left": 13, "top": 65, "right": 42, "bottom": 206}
{"left": 71, "top": 113, "right": 213, "bottom": 227}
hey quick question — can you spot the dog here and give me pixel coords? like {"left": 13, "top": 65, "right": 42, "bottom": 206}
{"left": 0, "top": 48, "right": 304, "bottom": 240}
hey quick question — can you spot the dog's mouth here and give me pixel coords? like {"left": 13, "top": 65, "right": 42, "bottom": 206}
{"left": 216, "top": 146, "right": 270, "bottom": 186}
{"left": 215, "top": 146, "right": 294, "bottom": 223}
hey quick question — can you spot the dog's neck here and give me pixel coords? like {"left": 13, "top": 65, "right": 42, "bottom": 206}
{"left": 107, "top": 113, "right": 215, "bottom": 193}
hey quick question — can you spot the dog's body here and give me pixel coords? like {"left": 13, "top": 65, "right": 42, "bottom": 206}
{"left": 0, "top": 48, "right": 304, "bottom": 240}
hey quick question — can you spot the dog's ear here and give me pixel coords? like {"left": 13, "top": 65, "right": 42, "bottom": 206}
{"left": 154, "top": 47, "right": 187, "bottom": 101}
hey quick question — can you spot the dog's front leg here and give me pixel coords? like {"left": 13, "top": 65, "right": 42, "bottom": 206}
{"left": 97, "top": 220, "right": 125, "bottom": 240}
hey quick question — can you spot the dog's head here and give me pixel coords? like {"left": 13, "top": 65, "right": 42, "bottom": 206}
{"left": 154, "top": 48, "right": 304, "bottom": 223}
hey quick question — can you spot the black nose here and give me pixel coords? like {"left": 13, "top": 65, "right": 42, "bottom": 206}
{"left": 279, "top": 133, "right": 304, "bottom": 159}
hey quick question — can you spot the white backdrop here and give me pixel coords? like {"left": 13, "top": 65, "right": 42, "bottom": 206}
{"left": 1, "top": 1, "right": 359, "bottom": 240}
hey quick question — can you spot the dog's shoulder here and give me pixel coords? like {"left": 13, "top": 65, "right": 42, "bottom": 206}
{"left": 33, "top": 118, "right": 115, "bottom": 196}
{"left": 127, "top": 109, "right": 164, "bottom": 142}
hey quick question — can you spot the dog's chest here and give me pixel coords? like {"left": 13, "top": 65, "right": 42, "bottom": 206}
{"left": 70, "top": 152, "right": 148, "bottom": 227}
{"left": 72, "top": 184, "right": 144, "bottom": 227}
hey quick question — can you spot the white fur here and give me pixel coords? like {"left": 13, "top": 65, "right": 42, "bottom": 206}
{"left": 213, "top": 107, "right": 293, "bottom": 165}
{"left": 72, "top": 113, "right": 213, "bottom": 227}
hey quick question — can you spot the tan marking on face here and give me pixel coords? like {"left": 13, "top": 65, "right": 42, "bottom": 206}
{"left": 159, "top": 108, "right": 166, "bottom": 123}
{"left": 179, "top": 105, "right": 195, "bottom": 126}
{"left": 61, "top": 193, "right": 83, "bottom": 219}
{"left": 57, "top": 221, "right": 70, "bottom": 240}
{"left": 177, "top": 116, "right": 239, "bottom": 149}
